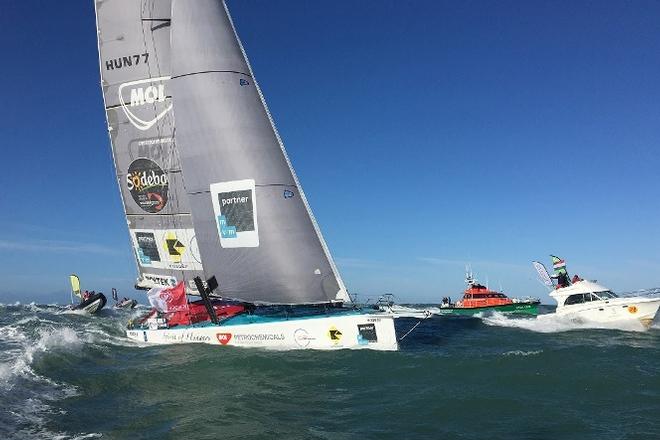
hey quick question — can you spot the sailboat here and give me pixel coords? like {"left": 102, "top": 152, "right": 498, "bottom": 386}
{"left": 94, "top": 0, "right": 398, "bottom": 350}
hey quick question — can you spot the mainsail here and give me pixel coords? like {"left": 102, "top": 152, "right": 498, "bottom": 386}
{"left": 95, "top": 0, "right": 205, "bottom": 292}
{"left": 169, "top": 0, "right": 349, "bottom": 304}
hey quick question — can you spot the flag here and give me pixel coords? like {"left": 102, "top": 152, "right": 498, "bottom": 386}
{"left": 551, "top": 255, "right": 567, "bottom": 273}
{"left": 147, "top": 282, "right": 188, "bottom": 313}
{"left": 551, "top": 255, "right": 565, "bottom": 268}
{"left": 532, "top": 261, "right": 553, "bottom": 286}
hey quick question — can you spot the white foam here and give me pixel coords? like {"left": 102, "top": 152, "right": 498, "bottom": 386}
{"left": 481, "top": 311, "right": 648, "bottom": 333}
{"left": 502, "top": 349, "right": 543, "bottom": 356}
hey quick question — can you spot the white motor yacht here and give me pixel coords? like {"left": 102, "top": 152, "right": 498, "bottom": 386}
{"left": 550, "top": 280, "right": 660, "bottom": 329}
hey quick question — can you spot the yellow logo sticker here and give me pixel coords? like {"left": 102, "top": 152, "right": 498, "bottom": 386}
{"left": 327, "top": 326, "right": 343, "bottom": 343}
{"left": 628, "top": 305, "right": 638, "bottom": 314}
{"left": 164, "top": 232, "right": 185, "bottom": 263}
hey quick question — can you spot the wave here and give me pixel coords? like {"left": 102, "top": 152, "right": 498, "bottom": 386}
{"left": 0, "top": 304, "right": 134, "bottom": 439}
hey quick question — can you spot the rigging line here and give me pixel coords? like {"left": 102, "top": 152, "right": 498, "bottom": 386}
{"left": 398, "top": 310, "right": 433, "bottom": 342}
{"left": 171, "top": 70, "right": 253, "bottom": 80}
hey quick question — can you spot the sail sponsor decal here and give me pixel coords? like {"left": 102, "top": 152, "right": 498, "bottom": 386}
{"left": 135, "top": 232, "right": 161, "bottom": 264}
{"left": 136, "top": 137, "right": 174, "bottom": 147}
{"left": 142, "top": 273, "right": 177, "bottom": 288}
{"left": 164, "top": 232, "right": 186, "bottom": 264}
{"left": 293, "top": 328, "right": 315, "bottom": 348}
{"left": 105, "top": 52, "right": 149, "bottom": 71}
{"left": 357, "top": 323, "right": 378, "bottom": 345}
{"left": 118, "top": 76, "right": 173, "bottom": 130}
{"left": 210, "top": 179, "right": 259, "bottom": 248}
{"left": 126, "top": 158, "right": 169, "bottom": 213}
{"left": 132, "top": 228, "right": 203, "bottom": 271}
{"left": 327, "top": 326, "right": 343, "bottom": 344}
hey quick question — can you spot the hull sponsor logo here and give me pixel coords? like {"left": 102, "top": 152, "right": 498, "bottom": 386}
{"left": 210, "top": 180, "right": 259, "bottom": 248}
{"left": 357, "top": 323, "right": 378, "bottom": 345}
{"left": 162, "top": 332, "right": 211, "bottom": 343}
{"left": 216, "top": 333, "right": 232, "bottom": 345}
{"left": 126, "top": 158, "right": 168, "bottom": 213}
{"left": 628, "top": 305, "right": 638, "bottom": 314}
{"left": 327, "top": 326, "right": 343, "bottom": 344}
{"left": 105, "top": 52, "right": 149, "bottom": 71}
{"left": 233, "top": 333, "right": 285, "bottom": 344}
{"left": 294, "top": 328, "right": 315, "bottom": 348}
{"left": 118, "top": 76, "right": 173, "bottom": 130}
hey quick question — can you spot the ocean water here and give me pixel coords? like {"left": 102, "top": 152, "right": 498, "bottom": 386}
{"left": 1, "top": 300, "right": 659, "bottom": 440}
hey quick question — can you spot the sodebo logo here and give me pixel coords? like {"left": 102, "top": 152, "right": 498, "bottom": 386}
{"left": 118, "top": 76, "right": 173, "bottom": 131}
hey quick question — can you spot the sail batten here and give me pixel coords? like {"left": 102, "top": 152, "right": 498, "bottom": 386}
{"left": 169, "top": 0, "right": 348, "bottom": 304}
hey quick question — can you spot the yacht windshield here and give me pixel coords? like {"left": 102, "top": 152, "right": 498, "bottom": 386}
{"left": 594, "top": 291, "right": 617, "bottom": 300}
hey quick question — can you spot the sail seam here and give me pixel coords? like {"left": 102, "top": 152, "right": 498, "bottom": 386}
{"left": 188, "top": 183, "right": 296, "bottom": 196}
{"left": 171, "top": 70, "right": 252, "bottom": 80}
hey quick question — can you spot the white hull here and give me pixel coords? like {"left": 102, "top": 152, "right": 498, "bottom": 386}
{"left": 554, "top": 297, "right": 660, "bottom": 329}
{"left": 549, "top": 280, "right": 660, "bottom": 330}
{"left": 127, "top": 313, "right": 398, "bottom": 351}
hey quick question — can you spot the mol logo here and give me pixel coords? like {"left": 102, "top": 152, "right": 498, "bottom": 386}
{"left": 118, "top": 76, "right": 173, "bottom": 131}
{"left": 216, "top": 333, "right": 232, "bottom": 345}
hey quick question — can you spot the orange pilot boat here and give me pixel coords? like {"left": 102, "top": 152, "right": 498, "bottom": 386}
{"left": 438, "top": 270, "right": 539, "bottom": 315}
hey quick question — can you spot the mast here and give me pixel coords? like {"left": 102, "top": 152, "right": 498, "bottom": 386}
{"left": 169, "top": 0, "right": 349, "bottom": 304}
{"left": 94, "top": 0, "right": 205, "bottom": 292}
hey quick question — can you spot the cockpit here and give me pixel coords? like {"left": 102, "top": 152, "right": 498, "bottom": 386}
{"left": 563, "top": 290, "right": 618, "bottom": 306}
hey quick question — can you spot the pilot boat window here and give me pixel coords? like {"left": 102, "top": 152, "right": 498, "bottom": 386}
{"left": 564, "top": 294, "right": 586, "bottom": 306}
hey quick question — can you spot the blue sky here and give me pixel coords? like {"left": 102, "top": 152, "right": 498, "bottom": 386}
{"left": 1, "top": 1, "right": 659, "bottom": 304}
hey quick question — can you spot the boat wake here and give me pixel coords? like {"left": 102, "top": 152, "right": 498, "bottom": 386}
{"left": 386, "top": 304, "right": 433, "bottom": 318}
{"left": 479, "top": 310, "right": 653, "bottom": 333}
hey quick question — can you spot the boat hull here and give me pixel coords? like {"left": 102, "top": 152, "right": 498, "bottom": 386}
{"left": 72, "top": 293, "right": 107, "bottom": 314}
{"left": 126, "top": 313, "right": 398, "bottom": 351}
{"left": 114, "top": 299, "right": 138, "bottom": 309}
{"left": 437, "top": 302, "right": 538, "bottom": 316}
{"left": 555, "top": 297, "right": 660, "bottom": 329}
